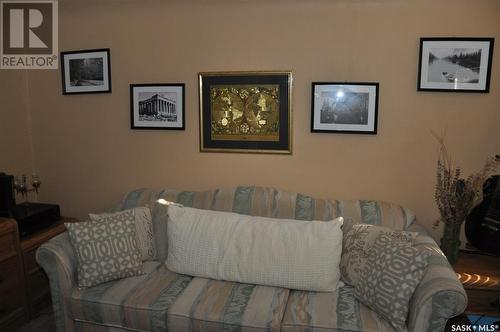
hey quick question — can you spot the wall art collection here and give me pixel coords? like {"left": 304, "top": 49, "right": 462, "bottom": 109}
{"left": 59, "top": 36, "right": 494, "bottom": 154}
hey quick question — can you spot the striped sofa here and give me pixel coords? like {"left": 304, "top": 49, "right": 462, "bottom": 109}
{"left": 36, "top": 186, "right": 467, "bottom": 332}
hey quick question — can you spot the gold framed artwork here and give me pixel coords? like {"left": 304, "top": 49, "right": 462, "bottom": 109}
{"left": 199, "top": 71, "right": 292, "bottom": 154}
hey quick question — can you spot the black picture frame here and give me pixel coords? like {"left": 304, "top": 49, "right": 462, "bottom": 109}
{"left": 60, "top": 48, "right": 112, "bottom": 95}
{"left": 311, "top": 82, "right": 379, "bottom": 135}
{"left": 130, "top": 83, "right": 185, "bottom": 130}
{"left": 417, "top": 37, "right": 494, "bottom": 93}
{"left": 199, "top": 71, "right": 292, "bottom": 154}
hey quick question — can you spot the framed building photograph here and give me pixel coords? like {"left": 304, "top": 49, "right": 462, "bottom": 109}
{"left": 60, "top": 49, "right": 111, "bottom": 94}
{"left": 199, "top": 71, "right": 292, "bottom": 154}
{"left": 418, "top": 38, "right": 494, "bottom": 92}
{"left": 130, "top": 84, "right": 185, "bottom": 130}
{"left": 311, "top": 82, "right": 379, "bottom": 134}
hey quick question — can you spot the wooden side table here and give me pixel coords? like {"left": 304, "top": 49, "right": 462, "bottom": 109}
{"left": 453, "top": 251, "right": 500, "bottom": 317}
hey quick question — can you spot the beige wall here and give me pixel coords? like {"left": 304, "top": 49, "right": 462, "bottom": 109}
{"left": 0, "top": 71, "right": 34, "bottom": 178}
{"left": 4, "top": 0, "right": 500, "bottom": 240}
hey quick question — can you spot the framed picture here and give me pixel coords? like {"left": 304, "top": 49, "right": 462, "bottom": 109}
{"left": 418, "top": 38, "right": 494, "bottom": 92}
{"left": 311, "top": 82, "right": 379, "bottom": 134}
{"left": 61, "top": 49, "right": 111, "bottom": 94}
{"left": 199, "top": 71, "right": 292, "bottom": 154}
{"left": 130, "top": 84, "right": 185, "bottom": 130}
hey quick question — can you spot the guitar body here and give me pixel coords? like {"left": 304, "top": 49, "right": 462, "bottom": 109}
{"left": 465, "top": 175, "right": 500, "bottom": 254}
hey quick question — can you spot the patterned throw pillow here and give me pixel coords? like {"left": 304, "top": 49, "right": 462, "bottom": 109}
{"left": 65, "top": 218, "right": 144, "bottom": 288}
{"left": 340, "top": 224, "right": 418, "bottom": 286}
{"left": 89, "top": 207, "right": 155, "bottom": 261}
{"left": 354, "top": 233, "right": 431, "bottom": 331}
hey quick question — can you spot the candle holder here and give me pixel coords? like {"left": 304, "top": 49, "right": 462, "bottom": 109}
{"left": 14, "top": 174, "right": 41, "bottom": 202}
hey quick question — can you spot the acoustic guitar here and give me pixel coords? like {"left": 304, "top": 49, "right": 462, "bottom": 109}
{"left": 465, "top": 168, "right": 500, "bottom": 254}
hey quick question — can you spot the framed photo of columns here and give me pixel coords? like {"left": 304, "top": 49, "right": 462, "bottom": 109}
{"left": 130, "top": 83, "right": 185, "bottom": 130}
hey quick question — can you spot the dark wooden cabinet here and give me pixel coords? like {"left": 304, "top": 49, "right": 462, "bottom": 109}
{"left": 453, "top": 251, "right": 500, "bottom": 316}
{"left": 0, "top": 219, "right": 28, "bottom": 329}
{"left": 0, "top": 217, "right": 77, "bottom": 329}
{"left": 20, "top": 222, "right": 69, "bottom": 317}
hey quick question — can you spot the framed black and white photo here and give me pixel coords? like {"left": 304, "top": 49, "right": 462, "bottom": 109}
{"left": 418, "top": 38, "right": 494, "bottom": 92}
{"left": 311, "top": 82, "right": 379, "bottom": 134}
{"left": 61, "top": 49, "right": 111, "bottom": 94}
{"left": 130, "top": 84, "right": 185, "bottom": 130}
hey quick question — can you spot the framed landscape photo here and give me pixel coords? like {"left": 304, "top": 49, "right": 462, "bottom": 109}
{"left": 61, "top": 49, "right": 111, "bottom": 94}
{"left": 199, "top": 71, "right": 292, "bottom": 154}
{"left": 130, "top": 84, "right": 185, "bottom": 130}
{"left": 311, "top": 82, "right": 379, "bottom": 134}
{"left": 418, "top": 38, "right": 494, "bottom": 92}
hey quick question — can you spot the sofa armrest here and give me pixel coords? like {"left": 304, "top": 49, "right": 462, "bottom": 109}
{"left": 36, "top": 232, "right": 77, "bottom": 332}
{"left": 407, "top": 229, "right": 467, "bottom": 332}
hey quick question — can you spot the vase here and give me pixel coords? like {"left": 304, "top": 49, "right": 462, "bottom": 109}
{"left": 440, "top": 221, "right": 462, "bottom": 265}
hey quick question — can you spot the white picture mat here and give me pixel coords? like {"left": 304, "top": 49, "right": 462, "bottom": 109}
{"left": 132, "top": 86, "right": 184, "bottom": 128}
{"left": 313, "top": 84, "right": 377, "bottom": 131}
{"left": 63, "top": 51, "right": 109, "bottom": 93}
{"left": 420, "top": 40, "right": 491, "bottom": 90}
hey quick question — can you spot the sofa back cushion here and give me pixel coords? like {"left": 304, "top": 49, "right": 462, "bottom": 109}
{"left": 166, "top": 204, "right": 344, "bottom": 291}
{"left": 121, "top": 186, "right": 416, "bottom": 261}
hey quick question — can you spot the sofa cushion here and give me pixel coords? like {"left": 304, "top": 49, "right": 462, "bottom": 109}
{"left": 121, "top": 186, "right": 417, "bottom": 265}
{"left": 121, "top": 186, "right": 417, "bottom": 227}
{"left": 71, "top": 262, "right": 192, "bottom": 331}
{"left": 166, "top": 205, "right": 344, "bottom": 291}
{"left": 354, "top": 234, "right": 431, "bottom": 331}
{"left": 340, "top": 224, "right": 418, "bottom": 286}
{"left": 281, "top": 286, "right": 398, "bottom": 332}
{"left": 89, "top": 207, "right": 156, "bottom": 261}
{"left": 167, "top": 277, "right": 290, "bottom": 332}
{"left": 65, "top": 217, "right": 144, "bottom": 288}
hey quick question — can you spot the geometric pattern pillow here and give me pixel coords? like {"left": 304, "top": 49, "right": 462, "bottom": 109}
{"left": 340, "top": 224, "right": 418, "bottom": 286}
{"left": 65, "top": 217, "right": 144, "bottom": 288}
{"left": 89, "top": 207, "right": 155, "bottom": 261}
{"left": 354, "top": 233, "right": 431, "bottom": 330}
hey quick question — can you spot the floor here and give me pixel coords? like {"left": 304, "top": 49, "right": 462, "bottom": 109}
{"left": 14, "top": 307, "right": 55, "bottom": 332}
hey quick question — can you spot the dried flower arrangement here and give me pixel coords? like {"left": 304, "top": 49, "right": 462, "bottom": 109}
{"left": 432, "top": 132, "right": 499, "bottom": 229}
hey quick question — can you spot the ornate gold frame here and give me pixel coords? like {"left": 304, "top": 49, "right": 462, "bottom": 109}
{"left": 199, "top": 71, "right": 293, "bottom": 154}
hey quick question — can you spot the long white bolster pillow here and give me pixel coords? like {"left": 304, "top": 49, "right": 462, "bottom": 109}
{"left": 166, "top": 204, "right": 343, "bottom": 291}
